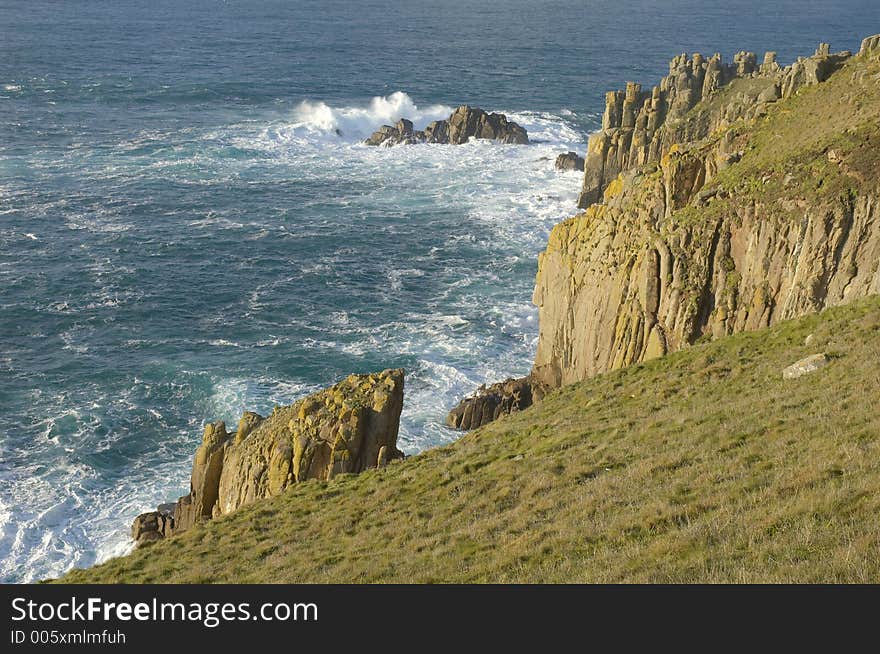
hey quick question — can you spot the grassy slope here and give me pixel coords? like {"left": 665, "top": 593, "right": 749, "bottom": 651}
{"left": 61, "top": 296, "right": 880, "bottom": 583}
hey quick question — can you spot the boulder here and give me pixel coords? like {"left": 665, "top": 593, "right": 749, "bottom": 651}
{"left": 364, "top": 106, "right": 528, "bottom": 146}
{"left": 131, "top": 505, "right": 175, "bottom": 546}
{"left": 555, "top": 152, "right": 585, "bottom": 171}
{"left": 859, "top": 34, "right": 880, "bottom": 56}
{"left": 131, "top": 369, "right": 406, "bottom": 545}
{"left": 445, "top": 375, "right": 546, "bottom": 431}
{"left": 782, "top": 354, "right": 830, "bottom": 380}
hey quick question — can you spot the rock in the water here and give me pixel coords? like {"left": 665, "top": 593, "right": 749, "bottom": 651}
{"left": 364, "top": 105, "right": 528, "bottom": 146}
{"left": 445, "top": 375, "right": 545, "bottom": 431}
{"left": 782, "top": 354, "right": 830, "bottom": 379}
{"left": 131, "top": 369, "right": 406, "bottom": 545}
{"left": 446, "top": 105, "right": 528, "bottom": 144}
{"left": 363, "top": 124, "right": 401, "bottom": 146}
{"left": 555, "top": 152, "right": 585, "bottom": 171}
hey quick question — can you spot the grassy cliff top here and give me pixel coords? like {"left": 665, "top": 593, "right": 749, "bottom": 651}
{"left": 60, "top": 295, "right": 880, "bottom": 583}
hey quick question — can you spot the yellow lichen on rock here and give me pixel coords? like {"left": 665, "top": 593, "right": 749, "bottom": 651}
{"left": 135, "top": 369, "right": 405, "bottom": 542}
{"left": 532, "top": 45, "right": 880, "bottom": 389}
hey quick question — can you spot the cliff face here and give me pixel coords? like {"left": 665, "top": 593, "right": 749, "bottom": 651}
{"left": 532, "top": 37, "right": 880, "bottom": 388}
{"left": 445, "top": 36, "right": 880, "bottom": 427}
{"left": 132, "top": 369, "right": 404, "bottom": 545}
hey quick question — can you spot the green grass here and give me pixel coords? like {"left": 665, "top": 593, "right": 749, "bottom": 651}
{"left": 58, "top": 296, "right": 880, "bottom": 583}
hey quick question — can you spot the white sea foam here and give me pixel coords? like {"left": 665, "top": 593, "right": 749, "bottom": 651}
{"left": 1, "top": 89, "right": 593, "bottom": 582}
{"left": 287, "top": 91, "right": 453, "bottom": 142}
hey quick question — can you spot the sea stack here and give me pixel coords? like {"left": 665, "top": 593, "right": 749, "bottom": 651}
{"left": 364, "top": 105, "right": 529, "bottom": 146}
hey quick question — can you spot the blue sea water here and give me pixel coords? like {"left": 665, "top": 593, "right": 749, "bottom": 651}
{"left": 0, "top": 0, "right": 876, "bottom": 582}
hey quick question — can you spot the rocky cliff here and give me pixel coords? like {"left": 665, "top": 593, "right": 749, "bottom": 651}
{"left": 449, "top": 35, "right": 880, "bottom": 426}
{"left": 577, "top": 42, "right": 852, "bottom": 208}
{"left": 132, "top": 369, "right": 404, "bottom": 545}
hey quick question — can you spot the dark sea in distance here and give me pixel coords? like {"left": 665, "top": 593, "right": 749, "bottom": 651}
{"left": 0, "top": 0, "right": 877, "bottom": 581}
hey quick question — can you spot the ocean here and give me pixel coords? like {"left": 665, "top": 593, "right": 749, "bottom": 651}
{"left": 0, "top": 0, "right": 875, "bottom": 582}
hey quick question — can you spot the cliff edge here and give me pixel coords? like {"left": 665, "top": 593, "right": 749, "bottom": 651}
{"left": 450, "top": 35, "right": 880, "bottom": 424}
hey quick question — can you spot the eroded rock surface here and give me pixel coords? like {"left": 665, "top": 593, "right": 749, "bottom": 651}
{"left": 445, "top": 376, "right": 547, "bottom": 431}
{"left": 577, "top": 43, "right": 852, "bottom": 208}
{"left": 447, "top": 36, "right": 880, "bottom": 430}
{"left": 532, "top": 39, "right": 880, "bottom": 388}
{"left": 132, "top": 369, "right": 405, "bottom": 543}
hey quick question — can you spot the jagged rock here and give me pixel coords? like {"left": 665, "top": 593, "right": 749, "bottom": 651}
{"left": 424, "top": 119, "right": 448, "bottom": 143}
{"left": 576, "top": 41, "right": 853, "bottom": 209}
{"left": 131, "top": 505, "right": 174, "bottom": 546}
{"left": 131, "top": 369, "right": 406, "bottom": 544}
{"left": 445, "top": 375, "right": 546, "bottom": 431}
{"left": 734, "top": 51, "right": 757, "bottom": 76}
{"left": 363, "top": 125, "right": 401, "bottom": 146}
{"left": 531, "top": 38, "right": 880, "bottom": 389}
{"left": 760, "top": 52, "right": 781, "bottom": 75}
{"left": 173, "top": 420, "right": 230, "bottom": 532}
{"left": 235, "top": 411, "right": 263, "bottom": 444}
{"left": 364, "top": 106, "right": 528, "bottom": 146}
{"left": 555, "top": 152, "right": 585, "bottom": 171}
{"left": 780, "top": 49, "right": 850, "bottom": 99}
{"left": 782, "top": 354, "right": 830, "bottom": 379}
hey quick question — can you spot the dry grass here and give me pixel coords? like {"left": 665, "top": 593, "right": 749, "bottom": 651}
{"left": 58, "top": 296, "right": 880, "bottom": 583}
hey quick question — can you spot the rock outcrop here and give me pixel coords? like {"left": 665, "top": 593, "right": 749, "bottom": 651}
{"left": 555, "top": 152, "right": 585, "bottom": 171}
{"left": 131, "top": 504, "right": 175, "bottom": 546}
{"left": 364, "top": 105, "right": 528, "bottom": 146}
{"left": 445, "top": 375, "right": 547, "bottom": 431}
{"left": 532, "top": 38, "right": 880, "bottom": 388}
{"left": 577, "top": 43, "right": 852, "bottom": 208}
{"left": 447, "top": 36, "right": 880, "bottom": 430}
{"left": 131, "top": 369, "right": 405, "bottom": 544}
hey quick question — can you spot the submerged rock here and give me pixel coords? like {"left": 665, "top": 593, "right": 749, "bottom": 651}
{"left": 133, "top": 369, "right": 405, "bottom": 544}
{"left": 364, "top": 105, "right": 528, "bottom": 146}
